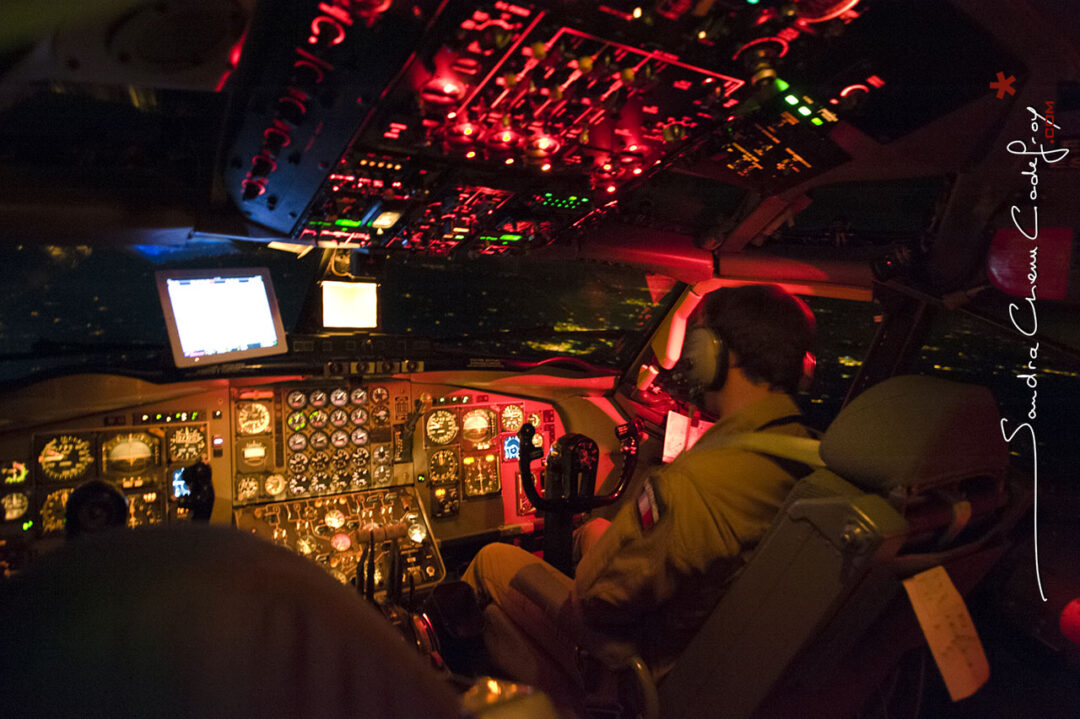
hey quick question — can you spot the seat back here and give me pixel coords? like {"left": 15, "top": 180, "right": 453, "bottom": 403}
{"left": 657, "top": 375, "right": 1020, "bottom": 719}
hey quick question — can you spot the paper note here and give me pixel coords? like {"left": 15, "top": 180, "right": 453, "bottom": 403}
{"left": 902, "top": 565, "right": 990, "bottom": 701}
{"left": 662, "top": 411, "right": 715, "bottom": 462}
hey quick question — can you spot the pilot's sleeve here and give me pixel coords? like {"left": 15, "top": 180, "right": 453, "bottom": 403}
{"left": 573, "top": 466, "right": 740, "bottom": 628}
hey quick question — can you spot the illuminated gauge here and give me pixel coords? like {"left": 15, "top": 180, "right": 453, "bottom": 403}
{"left": 373, "top": 465, "right": 392, "bottom": 485}
{"left": 371, "top": 386, "right": 389, "bottom": 404}
{"left": 289, "top": 476, "right": 311, "bottom": 496}
{"left": 331, "top": 449, "right": 350, "bottom": 470}
{"left": 286, "top": 390, "right": 308, "bottom": 410}
{"left": 309, "top": 453, "right": 330, "bottom": 473}
{"left": 501, "top": 405, "right": 525, "bottom": 433}
{"left": 350, "top": 387, "right": 368, "bottom": 405}
{"left": 41, "top": 488, "right": 72, "bottom": 533}
{"left": 1, "top": 461, "right": 29, "bottom": 485}
{"left": 330, "top": 430, "right": 350, "bottom": 449}
{"left": 462, "top": 408, "right": 497, "bottom": 449}
{"left": 350, "top": 407, "right": 369, "bottom": 425}
{"left": 288, "top": 433, "right": 308, "bottom": 452}
{"left": 237, "top": 402, "right": 272, "bottom": 435}
{"left": 238, "top": 438, "right": 271, "bottom": 470}
{"left": 407, "top": 518, "right": 428, "bottom": 544}
{"left": 308, "top": 409, "right": 330, "bottom": 429}
{"left": 264, "top": 474, "right": 286, "bottom": 496}
{"left": 350, "top": 470, "right": 369, "bottom": 491}
{"left": 330, "top": 569, "right": 349, "bottom": 585}
{"left": 3, "top": 492, "right": 29, "bottom": 521}
{"left": 296, "top": 535, "right": 318, "bottom": 555}
{"left": 168, "top": 426, "right": 206, "bottom": 464}
{"left": 309, "top": 390, "right": 329, "bottom": 408}
{"left": 286, "top": 411, "right": 307, "bottom": 432}
{"left": 323, "top": 508, "right": 346, "bottom": 528}
{"left": 428, "top": 449, "right": 460, "bottom": 484}
{"left": 288, "top": 453, "right": 309, "bottom": 475}
{"left": 329, "top": 472, "right": 349, "bottom": 492}
{"left": 310, "top": 472, "right": 329, "bottom": 494}
{"left": 372, "top": 406, "right": 390, "bottom": 426}
{"left": 351, "top": 447, "right": 370, "bottom": 466}
{"left": 330, "top": 532, "right": 352, "bottom": 552}
{"left": 102, "top": 433, "right": 159, "bottom": 474}
{"left": 351, "top": 428, "right": 369, "bottom": 446}
{"left": 38, "top": 435, "right": 93, "bottom": 481}
{"left": 330, "top": 388, "right": 350, "bottom": 407}
{"left": 329, "top": 409, "right": 349, "bottom": 427}
{"left": 236, "top": 476, "right": 259, "bottom": 502}
{"left": 528, "top": 412, "right": 542, "bottom": 428}
{"left": 463, "top": 453, "right": 501, "bottom": 497}
{"left": 425, "top": 410, "right": 458, "bottom": 446}
{"left": 372, "top": 444, "right": 391, "bottom": 465}
{"left": 127, "top": 492, "right": 163, "bottom": 528}
{"left": 309, "top": 432, "right": 330, "bottom": 451}
{"left": 532, "top": 432, "right": 544, "bottom": 449}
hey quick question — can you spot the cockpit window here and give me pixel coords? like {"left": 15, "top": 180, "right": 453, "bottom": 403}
{"left": 374, "top": 255, "right": 681, "bottom": 369}
{"left": 0, "top": 243, "right": 321, "bottom": 384}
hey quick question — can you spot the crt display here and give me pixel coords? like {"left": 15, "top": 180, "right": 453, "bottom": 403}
{"left": 156, "top": 268, "right": 287, "bottom": 367}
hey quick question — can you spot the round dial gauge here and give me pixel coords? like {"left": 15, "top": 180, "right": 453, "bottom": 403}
{"left": 406, "top": 515, "right": 428, "bottom": 543}
{"left": 309, "top": 453, "right": 330, "bottom": 473}
{"left": 372, "top": 406, "right": 390, "bottom": 426}
{"left": 308, "top": 409, "right": 330, "bottom": 429}
{"left": 239, "top": 438, "right": 270, "bottom": 470}
{"left": 332, "top": 449, "right": 351, "bottom": 470}
{"left": 296, "top": 535, "right": 318, "bottom": 555}
{"left": 309, "top": 432, "right": 330, "bottom": 451}
{"left": 351, "top": 447, "right": 370, "bottom": 466}
{"left": 329, "top": 472, "right": 349, "bottom": 492}
{"left": 330, "top": 532, "right": 351, "bottom": 551}
{"left": 286, "top": 390, "right": 308, "bottom": 409}
{"left": 3, "top": 492, "right": 29, "bottom": 521}
{"left": 428, "top": 449, "right": 459, "bottom": 483}
{"left": 329, "top": 409, "right": 349, "bottom": 427}
{"left": 288, "top": 453, "right": 309, "bottom": 475}
{"left": 330, "top": 430, "right": 350, "bottom": 449}
{"left": 286, "top": 411, "right": 307, "bottom": 432}
{"left": 501, "top": 405, "right": 525, "bottom": 433}
{"left": 350, "top": 388, "right": 368, "bottom": 405}
{"left": 373, "top": 465, "right": 392, "bottom": 485}
{"left": 236, "top": 476, "right": 259, "bottom": 502}
{"left": 168, "top": 427, "right": 205, "bottom": 464}
{"left": 41, "top": 489, "right": 72, "bottom": 533}
{"left": 264, "top": 474, "right": 286, "bottom": 496}
{"left": 372, "top": 445, "right": 391, "bottom": 465}
{"left": 462, "top": 408, "right": 496, "bottom": 448}
{"left": 289, "top": 476, "right": 311, "bottom": 496}
{"left": 309, "top": 472, "right": 329, "bottom": 494}
{"left": 425, "top": 410, "right": 458, "bottom": 446}
{"left": 350, "top": 470, "right": 369, "bottom": 490}
{"left": 102, "top": 433, "right": 159, "bottom": 474}
{"left": 532, "top": 432, "right": 544, "bottom": 449}
{"left": 38, "top": 435, "right": 93, "bottom": 481}
{"left": 288, "top": 433, "right": 308, "bottom": 452}
{"left": 528, "top": 412, "right": 542, "bottom": 428}
{"left": 330, "top": 388, "right": 350, "bottom": 407}
{"left": 324, "top": 508, "right": 346, "bottom": 529}
{"left": 351, "top": 428, "right": 369, "bottom": 447}
{"left": 309, "top": 390, "right": 329, "bottom": 408}
{"left": 237, "top": 402, "right": 272, "bottom": 435}
{"left": 370, "top": 386, "right": 389, "bottom": 404}
{"left": 350, "top": 407, "right": 368, "bottom": 425}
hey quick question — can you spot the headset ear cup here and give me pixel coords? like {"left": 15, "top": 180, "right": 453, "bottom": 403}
{"left": 682, "top": 327, "right": 726, "bottom": 392}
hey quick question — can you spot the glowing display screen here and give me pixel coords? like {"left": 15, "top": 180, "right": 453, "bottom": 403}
{"left": 503, "top": 435, "right": 520, "bottom": 462}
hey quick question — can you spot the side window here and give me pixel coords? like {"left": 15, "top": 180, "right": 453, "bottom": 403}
{"left": 796, "top": 296, "right": 882, "bottom": 431}
{"left": 907, "top": 309, "right": 1080, "bottom": 490}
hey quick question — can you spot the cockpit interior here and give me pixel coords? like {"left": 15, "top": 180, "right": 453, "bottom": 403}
{"left": 1, "top": 1, "right": 1079, "bottom": 717}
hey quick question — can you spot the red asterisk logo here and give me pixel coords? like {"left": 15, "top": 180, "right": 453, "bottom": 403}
{"left": 989, "top": 71, "right": 1016, "bottom": 99}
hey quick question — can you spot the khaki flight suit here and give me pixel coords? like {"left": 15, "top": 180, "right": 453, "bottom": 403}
{"left": 464, "top": 393, "right": 810, "bottom": 691}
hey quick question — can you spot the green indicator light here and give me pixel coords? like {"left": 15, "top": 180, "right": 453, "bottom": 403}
{"left": 544, "top": 192, "right": 552, "bottom": 197}
{"left": 798, "top": 106, "right": 812, "bottom": 116}
{"left": 747, "top": 0, "right": 760, "bottom": 4}
{"left": 155, "top": 414, "right": 163, "bottom": 420}
{"left": 499, "top": 233, "right": 524, "bottom": 242}
{"left": 582, "top": 197, "right": 589, "bottom": 202}
{"left": 22, "top": 520, "right": 33, "bottom": 531}
{"left": 775, "top": 79, "right": 789, "bottom": 92}
{"left": 334, "top": 218, "right": 363, "bottom": 227}
{"left": 785, "top": 95, "right": 799, "bottom": 106}
{"left": 417, "top": 474, "right": 426, "bottom": 483}
{"left": 811, "top": 117, "right": 824, "bottom": 126}
{"left": 569, "top": 195, "right": 577, "bottom": 200}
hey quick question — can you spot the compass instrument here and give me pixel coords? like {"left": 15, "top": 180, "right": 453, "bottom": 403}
{"left": 428, "top": 449, "right": 460, "bottom": 484}
{"left": 500, "top": 405, "right": 525, "bottom": 434}
{"left": 425, "top": 409, "right": 458, "bottom": 446}
{"left": 102, "top": 433, "right": 160, "bottom": 474}
{"left": 38, "top": 435, "right": 94, "bottom": 481}
{"left": 168, "top": 426, "right": 206, "bottom": 464}
{"left": 237, "top": 402, "right": 272, "bottom": 435}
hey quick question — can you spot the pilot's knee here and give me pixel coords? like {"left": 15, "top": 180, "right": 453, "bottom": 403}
{"left": 463, "top": 542, "right": 534, "bottom": 602}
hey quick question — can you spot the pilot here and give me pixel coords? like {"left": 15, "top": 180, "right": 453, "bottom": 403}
{"left": 462, "top": 284, "right": 816, "bottom": 700}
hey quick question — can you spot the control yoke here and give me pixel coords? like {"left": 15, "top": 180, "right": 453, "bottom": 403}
{"left": 517, "top": 418, "right": 643, "bottom": 514}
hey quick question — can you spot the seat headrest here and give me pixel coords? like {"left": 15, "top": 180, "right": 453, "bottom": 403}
{"left": 820, "top": 375, "right": 1008, "bottom": 493}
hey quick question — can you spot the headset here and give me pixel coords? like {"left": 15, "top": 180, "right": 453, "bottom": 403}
{"left": 667, "top": 326, "right": 816, "bottom": 400}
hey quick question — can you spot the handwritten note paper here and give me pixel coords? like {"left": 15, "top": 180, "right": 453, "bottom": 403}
{"left": 662, "top": 411, "right": 714, "bottom": 462}
{"left": 902, "top": 565, "right": 990, "bottom": 701}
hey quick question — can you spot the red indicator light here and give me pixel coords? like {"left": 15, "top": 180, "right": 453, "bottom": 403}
{"left": 839, "top": 83, "right": 870, "bottom": 97}
{"left": 632, "top": 167, "right": 643, "bottom": 175}
{"left": 606, "top": 184, "right": 616, "bottom": 193}
{"left": 505, "top": 157, "right": 515, "bottom": 165}
{"left": 541, "top": 163, "right": 551, "bottom": 171}
{"left": 866, "top": 74, "right": 886, "bottom": 88}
